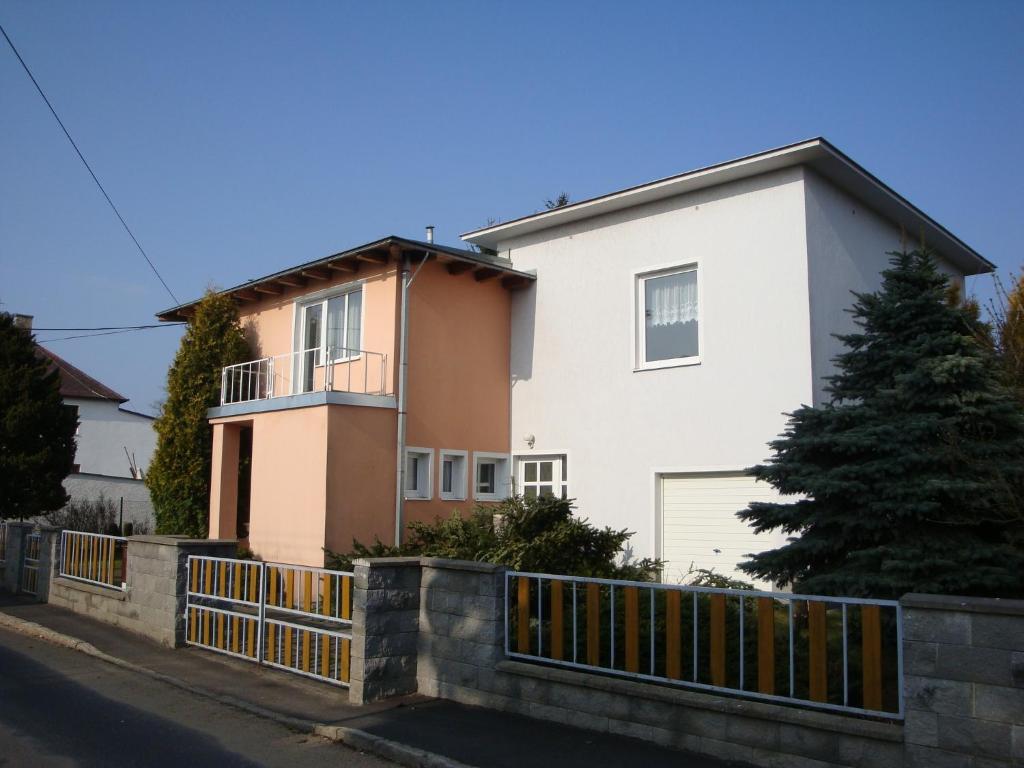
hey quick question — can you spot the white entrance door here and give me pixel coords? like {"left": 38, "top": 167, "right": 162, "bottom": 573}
{"left": 659, "top": 472, "right": 789, "bottom": 588}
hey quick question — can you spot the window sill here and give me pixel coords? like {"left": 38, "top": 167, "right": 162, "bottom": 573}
{"left": 439, "top": 494, "right": 468, "bottom": 502}
{"left": 634, "top": 357, "right": 701, "bottom": 373}
{"left": 404, "top": 495, "right": 432, "bottom": 502}
{"left": 474, "top": 494, "right": 506, "bottom": 503}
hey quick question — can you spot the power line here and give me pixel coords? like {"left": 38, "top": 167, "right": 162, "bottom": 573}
{"left": 37, "top": 325, "right": 187, "bottom": 342}
{"left": 32, "top": 323, "right": 185, "bottom": 331}
{"left": 0, "top": 22, "right": 180, "bottom": 305}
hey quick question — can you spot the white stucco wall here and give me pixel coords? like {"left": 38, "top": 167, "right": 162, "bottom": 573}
{"left": 67, "top": 397, "right": 156, "bottom": 478}
{"left": 502, "top": 167, "right": 815, "bottom": 561}
{"left": 802, "top": 170, "right": 963, "bottom": 405}
{"left": 62, "top": 473, "right": 156, "bottom": 532}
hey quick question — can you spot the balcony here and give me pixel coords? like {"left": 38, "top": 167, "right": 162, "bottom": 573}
{"left": 220, "top": 347, "right": 389, "bottom": 406}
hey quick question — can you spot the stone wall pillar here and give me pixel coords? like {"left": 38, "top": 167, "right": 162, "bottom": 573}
{"left": 348, "top": 557, "right": 422, "bottom": 704}
{"left": 901, "top": 593, "right": 1024, "bottom": 767}
{"left": 416, "top": 558, "right": 506, "bottom": 700}
{"left": 0, "top": 522, "right": 31, "bottom": 593}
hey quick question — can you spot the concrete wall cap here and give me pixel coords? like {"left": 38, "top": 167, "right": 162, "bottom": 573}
{"left": 128, "top": 535, "right": 238, "bottom": 547}
{"left": 354, "top": 557, "right": 424, "bottom": 568}
{"left": 419, "top": 557, "right": 506, "bottom": 574}
{"left": 901, "top": 593, "right": 1024, "bottom": 617}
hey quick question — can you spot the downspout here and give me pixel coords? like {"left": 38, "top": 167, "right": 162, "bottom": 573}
{"left": 393, "top": 246, "right": 430, "bottom": 546}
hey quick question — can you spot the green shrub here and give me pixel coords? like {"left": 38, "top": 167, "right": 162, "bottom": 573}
{"left": 326, "top": 494, "right": 660, "bottom": 580}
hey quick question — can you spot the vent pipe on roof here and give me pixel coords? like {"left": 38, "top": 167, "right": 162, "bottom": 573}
{"left": 425, "top": 225, "right": 434, "bottom": 244}
{"left": 13, "top": 314, "right": 33, "bottom": 330}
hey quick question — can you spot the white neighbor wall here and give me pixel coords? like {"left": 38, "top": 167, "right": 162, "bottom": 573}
{"left": 502, "top": 165, "right": 968, "bottom": 571}
{"left": 66, "top": 397, "right": 155, "bottom": 477}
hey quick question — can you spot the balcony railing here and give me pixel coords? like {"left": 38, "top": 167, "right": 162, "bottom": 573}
{"left": 221, "top": 347, "right": 389, "bottom": 405}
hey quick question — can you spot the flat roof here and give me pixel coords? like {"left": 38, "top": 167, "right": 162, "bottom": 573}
{"left": 157, "top": 235, "right": 535, "bottom": 321}
{"left": 460, "top": 138, "right": 993, "bottom": 276}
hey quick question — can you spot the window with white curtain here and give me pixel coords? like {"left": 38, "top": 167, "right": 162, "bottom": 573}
{"left": 637, "top": 264, "right": 699, "bottom": 367}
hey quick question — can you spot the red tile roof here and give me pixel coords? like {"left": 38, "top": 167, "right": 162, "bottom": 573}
{"left": 35, "top": 346, "right": 127, "bottom": 403}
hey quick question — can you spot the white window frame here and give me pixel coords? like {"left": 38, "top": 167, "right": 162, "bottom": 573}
{"left": 438, "top": 449, "right": 468, "bottom": 501}
{"left": 513, "top": 451, "right": 569, "bottom": 500}
{"left": 404, "top": 447, "right": 433, "bottom": 501}
{"left": 293, "top": 281, "right": 367, "bottom": 367}
{"left": 473, "top": 452, "right": 511, "bottom": 502}
{"left": 632, "top": 260, "right": 702, "bottom": 372}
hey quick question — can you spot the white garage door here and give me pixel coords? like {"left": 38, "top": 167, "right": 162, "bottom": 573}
{"left": 660, "top": 472, "right": 790, "bottom": 588}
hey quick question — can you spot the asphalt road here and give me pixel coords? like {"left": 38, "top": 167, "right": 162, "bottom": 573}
{"left": 0, "top": 627, "right": 393, "bottom": 768}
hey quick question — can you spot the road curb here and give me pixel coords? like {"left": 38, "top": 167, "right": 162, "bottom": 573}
{"left": 0, "top": 611, "right": 478, "bottom": 768}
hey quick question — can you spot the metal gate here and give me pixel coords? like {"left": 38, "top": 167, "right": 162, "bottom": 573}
{"left": 185, "top": 556, "right": 353, "bottom": 686}
{"left": 20, "top": 533, "right": 41, "bottom": 595}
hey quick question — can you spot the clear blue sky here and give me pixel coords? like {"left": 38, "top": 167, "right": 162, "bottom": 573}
{"left": 2, "top": 1, "right": 1022, "bottom": 414}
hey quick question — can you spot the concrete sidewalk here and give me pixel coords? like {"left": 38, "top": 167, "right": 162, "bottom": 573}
{"left": 0, "top": 596, "right": 734, "bottom": 768}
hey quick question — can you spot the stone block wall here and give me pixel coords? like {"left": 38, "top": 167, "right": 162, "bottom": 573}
{"left": 48, "top": 535, "right": 236, "bottom": 647}
{"left": 348, "top": 557, "right": 905, "bottom": 768}
{"left": 901, "top": 593, "right": 1024, "bottom": 767}
{"left": 349, "top": 557, "right": 422, "bottom": 704}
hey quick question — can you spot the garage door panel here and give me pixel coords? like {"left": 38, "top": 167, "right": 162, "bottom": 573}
{"left": 661, "top": 473, "right": 788, "bottom": 589}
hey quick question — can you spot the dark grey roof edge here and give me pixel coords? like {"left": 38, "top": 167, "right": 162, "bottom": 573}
{"left": 157, "top": 235, "right": 534, "bottom": 318}
{"left": 461, "top": 137, "right": 994, "bottom": 273}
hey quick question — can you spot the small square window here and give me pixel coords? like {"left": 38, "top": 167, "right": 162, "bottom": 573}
{"left": 636, "top": 264, "right": 699, "bottom": 369}
{"left": 516, "top": 455, "right": 568, "bottom": 500}
{"left": 473, "top": 453, "right": 510, "bottom": 502}
{"left": 404, "top": 448, "right": 433, "bottom": 500}
{"left": 439, "top": 450, "right": 468, "bottom": 501}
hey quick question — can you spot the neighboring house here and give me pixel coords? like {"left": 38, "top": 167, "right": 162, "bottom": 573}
{"left": 16, "top": 316, "right": 158, "bottom": 531}
{"left": 157, "top": 138, "right": 993, "bottom": 582}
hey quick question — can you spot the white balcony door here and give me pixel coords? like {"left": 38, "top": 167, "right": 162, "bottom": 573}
{"left": 300, "top": 303, "right": 322, "bottom": 393}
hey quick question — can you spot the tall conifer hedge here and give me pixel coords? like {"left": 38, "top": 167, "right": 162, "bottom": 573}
{"left": 147, "top": 292, "right": 250, "bottom": 536}
{"left": 739, "top": 251, "right": 1024, "bottom": 598}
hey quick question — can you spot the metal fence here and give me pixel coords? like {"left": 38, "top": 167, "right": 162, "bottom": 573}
{"left": 505, "top": 571, "right": 903, "bottom": 719}
{"left": 20, "top": 533, "right": 42, "bottom": 595}
{"left": 221, "top": 346, "right": 389, "bottom": 405}
{"left": 60, "top": 531, "right": 128, "bottom": 590}
{"left": 186, "top": 556, "right": 353, "bottom": 686}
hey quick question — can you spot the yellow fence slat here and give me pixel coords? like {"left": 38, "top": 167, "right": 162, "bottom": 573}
{"left": 808, "top": 601, "right": 828, "bottom": 703}
{"left": 341, "top": 575, "right": 351, "bottom": 620}
{"left": 758, "top": 597, "right": 775, "bottom": 695}
{"left": 624, "top": 586, "right": 640, "bottom": 673}
{"left": 232, "top": 563, "right": 242, "bottom": 653}
{"left": 586, "top": 582, "right": 600, "bottom": 667}
{"left": 862, "top": 605, "right": 882, "bottom": 710}
{"left": 710, "top": 594, "right": 726, "bottom": 687}
{"left": 517, "top": 577, "right": 530, "bottom": 654}
{"left": 323, "top": 574, "right": 333, "bottom": 618}
{"left": 218, "top": 561, "right": 227, "bottom": 598}
{"left": 189, "top": 608, "right": 197, "bottom": 643}
{"left": 666, "top": 590, "right": 682, "bottom": 680}
{"left": 248, "top": 564, "right": 258, "bottom": 604}
{"left": 247, "top": 618, "right": 255, "bottom": 658}
{"left": 340, "top": 638, "right": 350, "bottom": 682}
{"left": 550, "top": 581, "right": 564, "bottom": 661}
{"left": 284, "top": 624, "right": 293, "bottom": 668}
{"left": 191, "top": 558, "right": 199, "bottom": 594}
{"left": 303, "top": 571, "right": 313, "bottom": 613}
{"left": 90, "top": 536, "right": 98, "bottom": 581}
{"left": 285, "top": 569, "right": 295, "bottom": 610}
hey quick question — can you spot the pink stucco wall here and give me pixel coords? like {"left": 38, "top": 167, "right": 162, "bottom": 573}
{"left": 208, "top": 254, "right": 515, "bottom": 564}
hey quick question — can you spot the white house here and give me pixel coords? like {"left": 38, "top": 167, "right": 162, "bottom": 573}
{"left": 19, "top": 316, "right": 158, "bottom": 531}
{"left": 461, "top": 138, "right": 992, "bottom": 586}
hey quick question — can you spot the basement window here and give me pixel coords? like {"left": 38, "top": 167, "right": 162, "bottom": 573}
{"left": 405, "top": 447, "right": 433, "bottom": 500}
